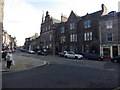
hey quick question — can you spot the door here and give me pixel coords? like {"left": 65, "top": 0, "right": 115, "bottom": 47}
{"left": 113, "top": 46, "right": 118, "bottom": 57}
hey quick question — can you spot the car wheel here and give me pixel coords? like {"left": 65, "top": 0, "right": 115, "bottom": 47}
{"left": 114, "top": 59, "right": 118, "bottom": 63}
{"left": 98, "top": 58, "right": 101, "bottom": 61}
{"left": 75, "top": 56, "right": 78, "bottom": 59}
{"left": 79, "top": 57, "right": 82, "bottom": 60}
{"left": 65, "top": 56, "right": 67, "bottom": 58}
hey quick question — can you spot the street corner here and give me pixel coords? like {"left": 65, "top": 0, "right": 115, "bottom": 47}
{"left": 2, "top": 60, "right": 48, "bottom": 74}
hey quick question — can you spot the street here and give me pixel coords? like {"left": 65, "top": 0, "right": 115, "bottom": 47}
{"left": 2, "top": 52, "right": 119, "bottom": 88}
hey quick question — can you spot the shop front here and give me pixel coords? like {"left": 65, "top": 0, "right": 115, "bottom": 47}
{"left": 101, "top": 45, "right": 120, "bottom": 59}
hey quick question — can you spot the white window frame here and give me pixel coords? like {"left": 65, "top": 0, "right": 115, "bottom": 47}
{"left": 84, "top": 33, "right": 87, "bottom": 41}
{"left": 89, "top": 32, "right": 92, "bottom": 40}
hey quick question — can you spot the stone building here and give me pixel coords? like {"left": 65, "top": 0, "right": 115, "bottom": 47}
{"left": 27, "top": 4, "right": 119, "bottom": 57}
{"left": 40, "top": 11, "right": 60, "bottom": 55}
{"left": 2, "top": 30, "right": 17, "bottom": 50}
{"left": 56, "top": 4, "right": 108, "bottom": 54}
{"left": 99, "top": 11, "right": 120, "bottom": 58}
{"left": 24, "top": 33, "right": 39, "bottom": 52}
{"left": 55, "top": 14, "right": 68, "bottom": 53}
{"left": 0, "top": 0, "right": 4, "bottom": 53}
{"left": 66, "top": 11, "right": 80, "bottom": 53}
{"left": 80, "top": 4, "right": 108, "bottom": 54}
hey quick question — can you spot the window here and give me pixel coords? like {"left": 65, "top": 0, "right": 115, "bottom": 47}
{"left": 86, "top": 32, "right": 89, "bottom": 41}
{"left": 70, "top": 23, "right": 75, "bottom": 29}
{"left": 61, "top": 27, "right": 65, "bottom": 33}
{"left": 107, "top": 34, "right": 113, "bottom": 41}
{"left": 49, "top": 26, "right": 51, "bottom": 30}
{"left": 50, "top": 35, "right": 52, "bottom": 41}
{"left": 46, "top": 27, "right": 47, "bottom": 31}
{"left": 84, "top": 33, "right": 87, "bottom": 41}
{"left": 60, "top": 36, "right": 66, "bottom": 43}
{"left": 84, "top": 32, "right": 93, "bottom": 41}
{"left": 90, "top": 32, "right": 92, "bottom": 40}
{"left": 84, "top": 20, "right": 91, "bottom": 28}
{"left": 70, "top": 34, "right": 77, "bottom": 42}
{"left": 106, "top": 21, "right": 112, "bottom": 29}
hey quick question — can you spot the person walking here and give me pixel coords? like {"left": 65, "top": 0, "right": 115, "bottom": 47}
{"left": 2, "top": 50, "right": 7, "bottom": 61}
{"left": 6, "top": 50, "right": 13, "bottom": 70}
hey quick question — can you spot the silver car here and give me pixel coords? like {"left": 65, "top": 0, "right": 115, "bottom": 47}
{"left": 64, "top": 51, "right": 83, "bottom": 60}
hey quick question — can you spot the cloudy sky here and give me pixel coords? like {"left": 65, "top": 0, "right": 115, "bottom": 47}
{"left": 3, "top": 0, "right": 120, "bottom": 46}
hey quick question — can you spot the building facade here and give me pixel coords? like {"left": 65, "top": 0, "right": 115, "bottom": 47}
{"left": 24, "top": 33, "right": 39, "bottom": 52}
{"left": 40, "top": 11, "right": 60, "bottom": 55}
{"left": 99, "top": 11, "right": 120, "bottom": 58}
{"left": 55, "top": 15, "right": 68, "bottom": 53}
{"left": 0, "top": 0, "right": 4, "bottom": 55}
{"left": 2, "top": 30, "right": 17, "bottom": 50}
{"left": 24, "top": 4, "right": 119, "bottom": 58}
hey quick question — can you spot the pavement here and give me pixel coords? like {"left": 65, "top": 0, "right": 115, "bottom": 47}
{"left": 0, "top": 53, "right": 47, "bottom": 72}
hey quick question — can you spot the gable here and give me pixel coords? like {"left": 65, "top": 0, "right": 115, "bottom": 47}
{"left": 67, "top": 11, "right": 79, "bottom": 22}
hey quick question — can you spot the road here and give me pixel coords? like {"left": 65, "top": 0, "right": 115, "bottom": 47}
{"left": 2, "top": 52, "right": 119, "bottom": 88}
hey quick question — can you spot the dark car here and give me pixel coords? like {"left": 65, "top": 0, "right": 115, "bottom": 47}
{"left": 58, "top": 51, "right": 67, "bottom": 57}
{"left": 77, "top": 52, "right": 86, "bottom": 57}
{"left": 111, "top": 55, "right": 120, "bottom": 63}
{"left": 37, "top": 50, "right": 47, "bottom": 55}
{"left": 84, "top": 53, "right": 103, "bottom": 61}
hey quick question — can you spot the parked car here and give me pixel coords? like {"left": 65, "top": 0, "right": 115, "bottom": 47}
{"left": 19, "top": 48, "right": 25, "bottom": 52}
{"left": 28, "top": 50, "right": 35, "bottom": 54}
{"left": 58, "top": 51, "right": 67, "bottom": 57}
{"left": 42, "top": 48, "right": 52, "bottom": 55}
{"left": 84, "top": 53, "right": 103, "bottom": 61}
{"left": 78, "top": 52, "right": 86, "bottom": 57}
{"left": 37, "top": 50, "right": 47, "bottom": 55}
{"left": 64, "top": 51, "right": 83, "bottom": 60}
{"left": 111, "top": 55, "right": 120, "bottom": 63}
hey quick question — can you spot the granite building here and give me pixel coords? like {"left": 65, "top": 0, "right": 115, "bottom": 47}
{"left": 99, "top": 11, "right": 120, "bottom": 58}
{"left": 40, "top": 11, "right": 60, "bottom": 55}
{"left": 0, "top": 0, "right": 4, "bottom": 56}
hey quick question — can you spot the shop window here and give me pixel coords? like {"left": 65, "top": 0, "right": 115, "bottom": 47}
{"left": 103, "top": 46, "right": 110, "bottom": 57}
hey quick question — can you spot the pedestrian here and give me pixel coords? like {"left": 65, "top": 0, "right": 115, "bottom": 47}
{"left": 2, "top": 50, "right": 7, "bottom": 61}
{"left": 6, "top": 50, "right": 13, "bottom": 70}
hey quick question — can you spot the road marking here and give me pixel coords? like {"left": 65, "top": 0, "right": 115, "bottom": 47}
{"left": 107, "top": 69, "right": 115, "bottom": 70}
{"left": 113, "top": 87, "right": 120, "bottom": 90}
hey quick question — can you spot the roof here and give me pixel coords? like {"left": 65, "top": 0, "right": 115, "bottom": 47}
{"left": 52, "top": 17, "right": 60, "bottom": 23}
{"left": 81, "top": 10, "right": 103, "bottom": 19}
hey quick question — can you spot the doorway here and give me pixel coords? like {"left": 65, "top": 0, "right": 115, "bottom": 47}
{"left": 113, "top": 46, "right": 118, "bottom": 57}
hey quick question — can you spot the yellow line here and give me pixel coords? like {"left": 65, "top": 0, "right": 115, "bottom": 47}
{"left": 113, "top": 87, "right": 120, "bottom": 90}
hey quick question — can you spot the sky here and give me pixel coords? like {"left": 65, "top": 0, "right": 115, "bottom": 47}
{"left": 3, "top": 0, "right": 120, "bottom": 46}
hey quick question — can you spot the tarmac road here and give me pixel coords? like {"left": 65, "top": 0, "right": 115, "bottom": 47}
{"left": 2, "top": 52, "right": 119, "bottom": 88}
